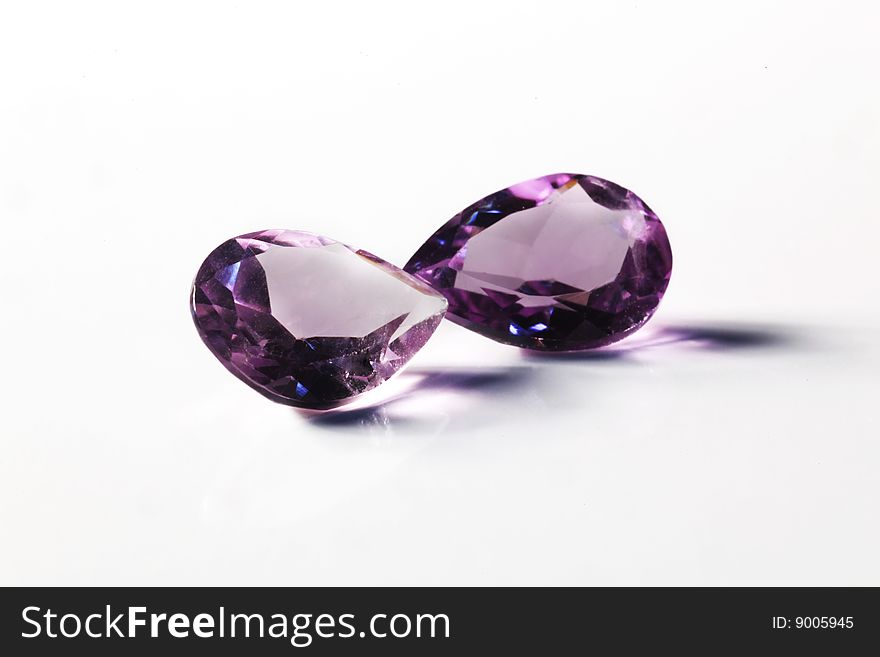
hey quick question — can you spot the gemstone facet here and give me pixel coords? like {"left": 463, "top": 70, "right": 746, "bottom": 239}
{"left": 403, "top": 174, "right": 672, "bottom": 351}
{"left": 191, "top": 230, "right": 447, "bottom": 408}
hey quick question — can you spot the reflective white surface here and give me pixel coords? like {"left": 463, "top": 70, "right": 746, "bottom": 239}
{"left": 1, "top": 0, "right": 878, "bottom": 585}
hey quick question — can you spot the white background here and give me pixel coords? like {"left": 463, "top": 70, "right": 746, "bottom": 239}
{"left": 1, "top": 1, "right": 878, "bottom": 585}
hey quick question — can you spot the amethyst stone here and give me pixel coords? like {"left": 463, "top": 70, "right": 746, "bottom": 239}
{"left": 404, "top": 174, "right": 672, "bottom": 351}
{"left": 191, "top": 230, "right": 447, "bottom": 408}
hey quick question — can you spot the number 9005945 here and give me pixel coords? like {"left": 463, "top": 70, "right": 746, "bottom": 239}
{"left": 795, "top": 617, "right": 853, "bottom": 629}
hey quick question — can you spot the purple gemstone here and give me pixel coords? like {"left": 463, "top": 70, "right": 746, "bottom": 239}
{"left": 191, "top": 230, "right": 447, "bottom": 408}
{"left": 403, "top": 174, "right": 672, "bottom": 351}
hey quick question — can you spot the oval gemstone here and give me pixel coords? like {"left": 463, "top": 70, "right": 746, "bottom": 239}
{"left": 191, "top": 230, "right": 448, "bottom": 408}
{"left": 403, "top": 174, "right": 672, "bottom": 351}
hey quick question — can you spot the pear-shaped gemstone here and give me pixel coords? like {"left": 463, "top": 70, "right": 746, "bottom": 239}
{"left": 404, "top": 174, "right": 672, "bottom": 351}
{"left": 191, "top": 230, "right": 447, "bottom": 408}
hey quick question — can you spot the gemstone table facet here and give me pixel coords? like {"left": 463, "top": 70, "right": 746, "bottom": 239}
{"left": 403, "top": 174, "right": 672, "bottom": 351}
{"left": 191, "top": 230, "right": 448, "bottom": 408}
